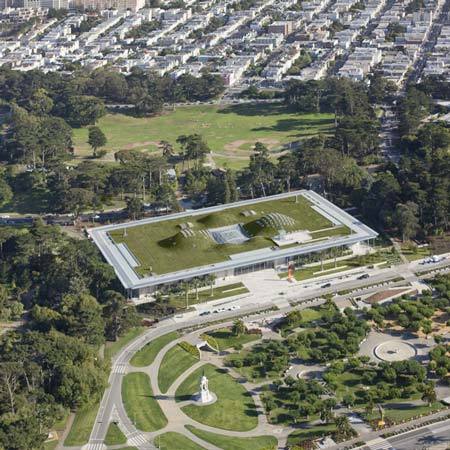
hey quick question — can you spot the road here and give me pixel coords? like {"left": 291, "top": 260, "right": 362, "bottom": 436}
{"left": 384, "top": 419, "right": 450, "bottom": 450}
{"left": 78, "top": 255, "right": 450, "bottom": 450}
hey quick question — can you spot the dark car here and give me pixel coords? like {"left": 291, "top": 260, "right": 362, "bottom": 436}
{"left": 358, "top": 273, "right": 370, "bottom": 280}
{"left": 321, "top": 283, "right": 331, "bottom": 288}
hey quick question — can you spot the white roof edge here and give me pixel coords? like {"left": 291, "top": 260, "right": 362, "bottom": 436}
{"left": 88, "top": 190, "right": 378, "bottom": 290}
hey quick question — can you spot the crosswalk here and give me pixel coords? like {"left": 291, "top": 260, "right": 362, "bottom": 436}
{"left": 127, "top": 432, "right": 149, "bottom": 446}
{"left": 113, "top": 363, "right": 127, "bottom": 374}
{"left": 366, "top": 437, "right": 395, "bottom": 450}
{"left": 85, "top": 441, "right": 106, "bottom": 450}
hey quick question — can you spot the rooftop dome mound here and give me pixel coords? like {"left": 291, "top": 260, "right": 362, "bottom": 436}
{"left": 197, "top": 212, "right": 240, "bottom": 228}
{"left": 158, "top": 230, "right": 211, "bottom": 250}
{"left": 244, "top": 212, "right": 297, "bottom": 236}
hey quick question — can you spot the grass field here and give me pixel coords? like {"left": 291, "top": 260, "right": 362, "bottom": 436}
{"left": 363, "top": 401, "right": 444, "bottom": 423}
{"left": 64, "top": 403, "right": 100, "bottom": 446}
{"left": 400, "top": 246, "right": 431, "bottom": 262}
{"left": 287, "top": 423, "right": 337, "bottom": 447}
{"left": 110, "top": 194, "right": 334, "bottom": 276}
{"left": 166, "top": 282, "right": 249, "bottom": 310}
{"left": 104, "top": 327, "right": 145, "bottom": 361}
{"left": 130, "top": 331, "right": 178, "bottom": 367}
{"left": 204, "top": 328, "right": 261, "bottom": 351}
{"left": 158, "top": 343, "right": 199, "bottom": 393}
{"left": 72, "top": 104, "right": 334, "bottom": 168}
{"left": 280, "top": 251, "right": 392, "bottom": 282}
{"left": 186, "top": 426, "right": 277, "bottom": 450}
{"left": 155, "top": 432, "right": 205, "bottom": 450}
{"left": 176, "top": 364, "right": 258, "bottom": 431}
{"left": 122, "top": 372, "right": 168, "bottom": 432}
{"left": 105, "top": 422, "right": 127, "bottom": 445}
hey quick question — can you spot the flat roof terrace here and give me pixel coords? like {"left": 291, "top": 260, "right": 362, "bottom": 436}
{"left": 88, "top": 190, "right": 378, "bottom": 290}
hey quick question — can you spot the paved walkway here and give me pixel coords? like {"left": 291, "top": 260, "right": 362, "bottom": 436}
{"left": 112, "top": 322, "right": 297, "bottom": 450}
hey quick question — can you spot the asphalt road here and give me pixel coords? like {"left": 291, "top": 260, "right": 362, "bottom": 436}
{"left": 387, "top": 419, "right": 450, "bottom": 449}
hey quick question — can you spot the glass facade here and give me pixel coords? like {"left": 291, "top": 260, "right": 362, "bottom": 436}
{"left": 233, "top": 260, "right": 274, "bottom": 275}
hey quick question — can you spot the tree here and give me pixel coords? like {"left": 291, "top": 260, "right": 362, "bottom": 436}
{"left": 59, "top": 293, "right": 105, "bottom": 347}
{"left": 232, "top": 319, "right": 246, "bottom": 337}
{"left": 334, "top": 415, "right": 353, "bottom": 440}
{"left": 421, "top": 319, "right": 432, "bottom": 338}
{"left": 63, "top": 95, "right": 106, "bottom": 127}
{"left": 87, "top": 126, "right": 107, "bottom": 158}
{"left": 421, "top": 383, "right": 437, "bottom": 406}
{"left": 394, "top": 202, "right": 419, "bottom": 241}
{"left": 102, "top": 290, "right": 139, "bottom": 341}
{"left": 0, "top": 170, "right": 12, "bottom": 207}
{"left": 126, "top": 197, "right": 144, "bottom": 220}
{"left": 28, "top": 88, "right": 54, "bottom": 115}
{"left": 320, "top": 399, "right": 336, "bottom": 423}
{"left": 159, "top": 140, "right": 174, "bottom": 159}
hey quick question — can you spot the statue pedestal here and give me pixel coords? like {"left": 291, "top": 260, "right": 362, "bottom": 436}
{"left": 192, "top": 391, "right": 217, "bottom": 406}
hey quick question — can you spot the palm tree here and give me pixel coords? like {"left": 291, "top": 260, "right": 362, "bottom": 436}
{"left": 207, "top": 274, "right": 216, "bottom": 297}
{"left": 182, "top": 280, "right": 192, "bottom": 309}
{"left": 160, "top": 140, "right": 174, "bottom": 159}
{"left": 334, "top": 416, "right": 352, "bottom": 440}
{"left": 232, "top": 319, "right": 246, "bottom": 337}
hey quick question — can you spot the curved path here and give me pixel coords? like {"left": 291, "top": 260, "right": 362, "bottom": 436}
{"left": 82, "top": 300, "right": 330, "bottom": 450}
{"left": 118, "top": 323, "right": 292, "bottom": 449}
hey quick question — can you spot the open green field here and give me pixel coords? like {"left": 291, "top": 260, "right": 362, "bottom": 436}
{"left": 155, "top": 432, "right": 205, "bottom": 450}
{"left": 158, "top": 343, "right": 199, "bottom": 393}
{"left": 72, "top": 104, "right": 334, "bottom": 168}
{"left": 64, "top": 403, "right": 100, "bottom": 446}
{"left": 110, "top": 194, "right": 338, "bottom": 276}
{"left": 130, "top": 331, "right": 178, "bottom": 367}
{"left": 122, "top": 372, "right": 168, "bottom": 432}
{"left": 186, "top": 426, "right": 277, "bottom": 450}
{"left": 205, "top": 328, "right": 261, "bottom": 351}
{"left": 176, "top": 364, "right": 258, "bottom": 431}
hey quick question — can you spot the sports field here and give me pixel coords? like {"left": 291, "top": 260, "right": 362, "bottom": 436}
{"left": 109, "top": 194, "right": 349, "bottom": 276}
{"left": 72, "top": 103, "right": 334, "bottom": 168}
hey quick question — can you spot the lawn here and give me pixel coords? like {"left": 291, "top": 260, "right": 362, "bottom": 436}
{"left": 110, "top": 193, "right": 334, "bottom": 276}
{"left": 122, "top": 372, "right": 168, "bottom": 432}
{"left": 176, "top": 364, "right": 258, "bottom": 431}
{"left": 280, "top": 251, "right": 393, "bottom": 282}
{"left": 186, "top": 426, "right": 277, "bottom": 450}
{"left": 166, "top": 282, "right": 249, "bottom": 310}
{"left": 401, "top": 246, "right": 431, "bottom": 262}
{"left": 363, "top": 401, "right": 445, "bottom": 423}
{"left": 287, "top": 423, "right": 337, "bottom": 447}
{"left": 130, "top": 331, "right": 178, "bottom": 367}
{"left": 72, "top": 104, "right": 334, "bottom": 168}
{"left": 155, "top": 431, "right": 205, "bottom": 450}
{"left": 104, "top": 327, "right": 145, "bottom": 361}
{"left": 64, "top": 403, "right": 100, "bottom": 446}
{"left": 105, "top": 422, "right": 127, "bottom": 445}
{"left": 204, "top": 328, "right": 261, "bottom": 351}
{"left": 158, "top": 343, "right": 200, "bottom": 393}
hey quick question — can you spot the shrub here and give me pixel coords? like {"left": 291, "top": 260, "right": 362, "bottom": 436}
{"left": 178, "top": 341, "right": 200, "bottom": 359}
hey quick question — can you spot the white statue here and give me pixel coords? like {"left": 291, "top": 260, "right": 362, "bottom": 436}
{"left": 199, "top": 373, "right": 212, "bottom": 403}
